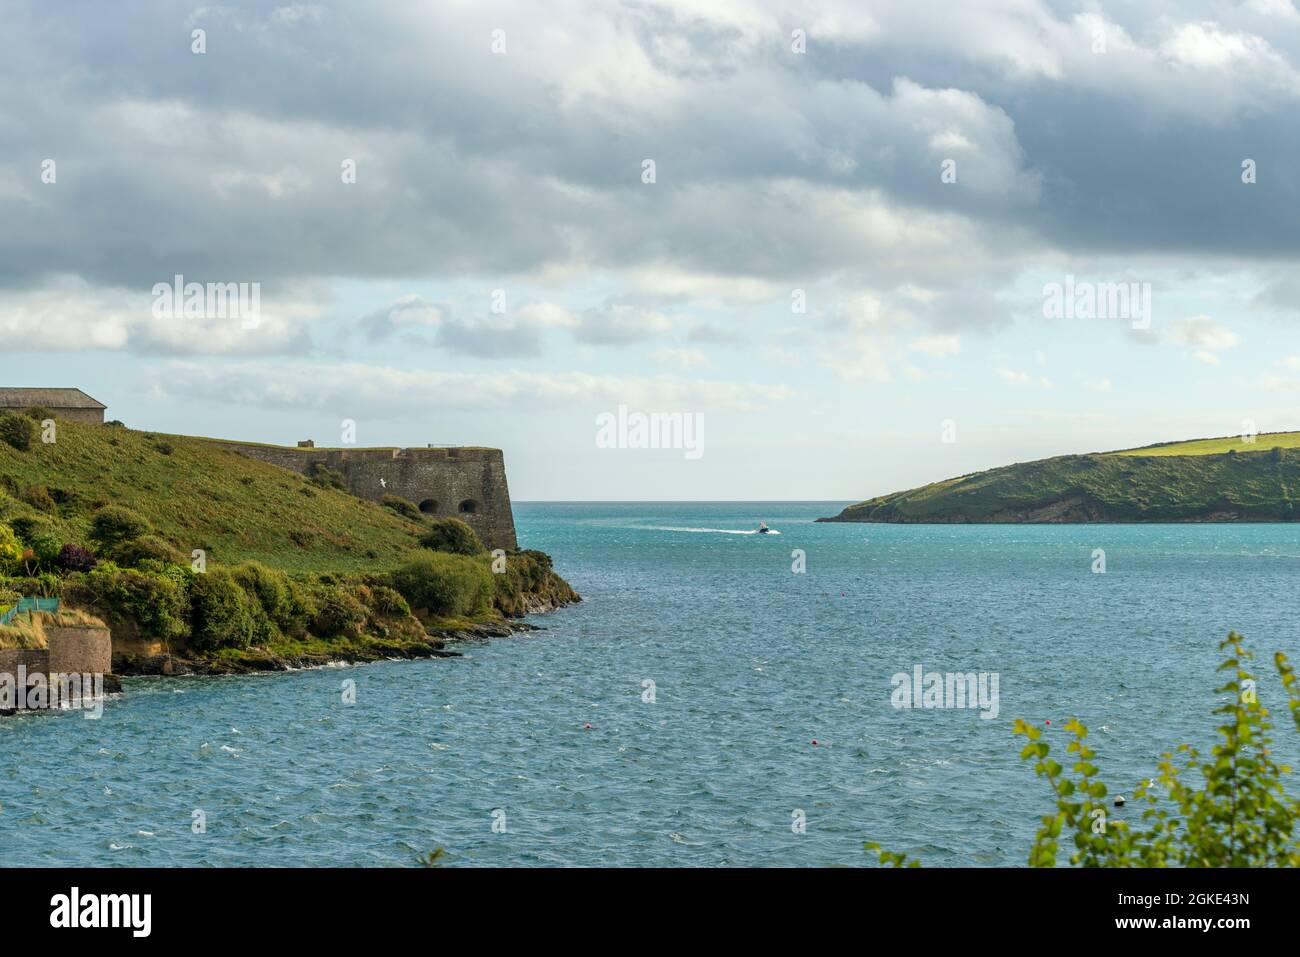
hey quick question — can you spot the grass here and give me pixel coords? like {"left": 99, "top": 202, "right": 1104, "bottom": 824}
{"left": 0, "top": 609, "right": 107, "bottom": 650}
{"left": 0, "top": 420, "right": 430, "bottom": 573}
{"left": 1110, "top": 431, "right": 1300, "bottom": 457}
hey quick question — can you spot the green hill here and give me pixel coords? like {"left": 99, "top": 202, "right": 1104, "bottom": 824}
{"left": 820, "top": 432, "right": 1300, "bottom": 524}
{"left": 0, "top": 419, "right": 427, "bottom": 573}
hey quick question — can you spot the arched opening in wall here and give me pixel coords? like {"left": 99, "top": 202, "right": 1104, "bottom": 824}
{"left": 458, "top": 499, "right": 479, "bottom": 514}
{"left": 418, "top": 499, "right": 438, "bottom": 514}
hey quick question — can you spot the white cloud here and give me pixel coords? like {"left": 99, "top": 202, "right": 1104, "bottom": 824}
{"left": 1165, "top": 316, "right": 1240, "bottom": 351}
{"left": 909, "top": 334, "right": 961, "bottom": 357}
{"left": 160, "top": 360, "right": 794, "bottom": 415}
{"left": 651, "top": 347, "right": 710, "bottom": 369}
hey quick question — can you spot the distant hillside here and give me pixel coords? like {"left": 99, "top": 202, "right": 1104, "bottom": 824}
{"left": 0, "top": 420, "right": 443, "bottom": 572}
{"left": 820, "top": 432, "right": 1300, "bottom": 524}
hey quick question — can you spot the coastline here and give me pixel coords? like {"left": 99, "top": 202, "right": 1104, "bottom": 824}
{"left": 110, "top": 601, "right": 575, "bottom": 678}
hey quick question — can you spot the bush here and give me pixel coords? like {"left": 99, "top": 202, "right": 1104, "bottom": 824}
{"left": 381, "top": 494, "right": 422, "bottom": 522}
{"left": 0, "top": 413, "right": 35, "bottom": 451}
{"left": 490, "top": 549, "right": 578, "bottom": 617}
{"left": 89, "top": 506, "right": 152, "bottom": 551}
{"left": 67, "top": 566, "right": 188, "bottom": 641}
{"left": 307, "top": 462, "right": 346, "bottom": 490}
{"left": 55, "top": 543, "right": 97, "bottom": 573}
{"left": 365, "top": 584, "right": 411, "bottom": 619}
{"left": 231, "top": 561, "right": 308, "bottom": 633}
{"left": 868, "top": 633, "right": 1300, "bottom": 868}
{"left": 23, "top": 405, "right": 52, "bottom": 422}
{"left": 418, "top": 518, "right": 486, "bottom": 556}
{"left": 0, "top": 525, "right": 23, "bottom": 570}
{"left": 19, "top": 485, "right": 55, "bottom": 512}
{"left": 391, "top": 552, "right": 493, "bottom": 618}
{"left": 310, "top": 584, "right": 367, "bottom": 639}
{"left": 189, "top": 569, "right": 267, "bottom": 651}
{"left": 111, "top": 536, "right": 180, "bottom": 568}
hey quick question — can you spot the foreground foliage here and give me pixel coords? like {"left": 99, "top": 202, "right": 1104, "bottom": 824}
{"left": 868, "top": 634, "right": 1300, "bottom": 867}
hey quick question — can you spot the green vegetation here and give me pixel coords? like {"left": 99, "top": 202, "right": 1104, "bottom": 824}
{"left": 0, "top": 419, "right": 435, "bottom": 572}
{"left": 381, "top": 494, "right": 423, "bottom": 522}
{"left": 825, "top": 435, "right": 1300, "bottom": 523}
{"left": 0, "top": 413, "right": 36, "bottom": 452}
{"left": 418, "top": 517, "right": 486, "bottom": 556}
{"left": 391, "top": 552, "right": 494, "bottom": 618}
{"left": 869, "top": 634, "right": 1300, "bottom": 867}
{"left": 0, "top": 420, "right": 578, "bottom": 667}
{"left": 1112, "top": 431, "right": 1300, "bottom": 457}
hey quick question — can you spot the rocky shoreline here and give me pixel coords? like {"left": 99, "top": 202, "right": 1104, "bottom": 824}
{"left": 111, "top": 618, "right": 548, "bottom": 678}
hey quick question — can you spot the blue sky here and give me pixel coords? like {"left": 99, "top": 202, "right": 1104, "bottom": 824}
{"left": 5, "top": 1, "right": 1300, "bottom": 499}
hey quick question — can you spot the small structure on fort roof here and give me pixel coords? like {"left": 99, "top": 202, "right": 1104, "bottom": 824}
{"left": 0, "top": 388, "right": 106, "bottom": 425}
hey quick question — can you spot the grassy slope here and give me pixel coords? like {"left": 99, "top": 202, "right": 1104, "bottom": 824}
{"left": 1110, "top": 431, "right": 1300, "bottom": 457}
{"left": 827, "top": 437, "right": 1300, "bottom": 523}
{"left": 0, "top": 421, "right": 428, "bottom": 572}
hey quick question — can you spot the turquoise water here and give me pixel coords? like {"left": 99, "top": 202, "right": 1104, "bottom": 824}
{"left": 3, "top": 502, "right": 1298, "bottom": 866}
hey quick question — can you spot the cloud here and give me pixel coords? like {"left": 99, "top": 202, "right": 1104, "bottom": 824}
{"left": 651, "top": 347, "right": 710, "bottom": 369}
{"left": 909, "top": 334, "right": 960, "bottom": 357}
{"left": 158, "top": 360, "right": 794, "bottom": 415}
{"left": 2, "top": 0, "right": 1299, "bottom": 374}
{"left": 1165, "top": 316, "right": 1240, "bottom": 352}
{"left": 0, "top": 274, "right": 313, "bottom": 355}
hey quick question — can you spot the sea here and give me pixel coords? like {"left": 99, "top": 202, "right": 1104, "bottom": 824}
{"left": 3, "top": 502, "right": 1298, "bottom": 866}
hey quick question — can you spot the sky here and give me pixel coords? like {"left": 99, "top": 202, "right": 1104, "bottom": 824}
{"left": 5, "top": 0, "right": 1300, "bottom": 500}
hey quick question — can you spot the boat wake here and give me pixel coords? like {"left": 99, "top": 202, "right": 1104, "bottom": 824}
{"left": 644, "top": 526, "right": 780, "bottom": 535}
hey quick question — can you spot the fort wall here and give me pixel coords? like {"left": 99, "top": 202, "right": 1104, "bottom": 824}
{"left": 213, "top": 442, "right": 519, "bottom": 550}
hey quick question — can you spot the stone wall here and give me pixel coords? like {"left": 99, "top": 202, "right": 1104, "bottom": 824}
{"left": 0, "top": 625, "right": 112, "bottom": 711}
{"left": 47, "top": 626, "right": 113, "bottom": 677}
{"left": 0, "top": 407, "right": 103, "bottom": 425}
{"left": 212, "top": 442, "right": 519, "bottom": 550}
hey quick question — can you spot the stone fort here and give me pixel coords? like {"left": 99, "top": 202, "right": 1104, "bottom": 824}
{"left": 0, "top": 388, "right": 518, "bottom": 551}
{"left": 216, "top": 441, "right": 519, "bottom": 550}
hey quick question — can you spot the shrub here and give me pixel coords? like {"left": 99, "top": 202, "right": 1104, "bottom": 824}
{"left": 18, "top": 519, "right": 61, "bottom": 571}
{"left": 88, "top": 506, "right": 152, "bottom": 551}
{"left": 307, "top": 462, "right": 346, "bottom": 490}
{"left": 0, "top": 413, "right": 35, "bottom": 451}
{"left": 19, "top": 485, "right": 55, "bottom": 511}
{"left": 0, "top": 525, "right": 23, "bottom": 570}
{"left": 391, "top": 552, "right": 493, "bottom": 618}
{"left": 868, "top": 633, "right": 1300, "bottom": 868}
{"left": 231, "top": 561, "right": 308, "bottom": 633}
{"left": 55, "top": 543, "right": 97, "bottom": 573}
{"left": 381, "top": 494, "right": 422, "bottom": 522}
{"left": 189, "top": 569, "right": 267, "bottom": 651}
{"left": 152, "top": 440, "right": 174, "bottom": 456}
{"left": 418, "top": 518, "right": 486, "bottom": 556}
{"left": 365, "top": 584, "right": 411, "bottom": 619}
{"left": 111, "top": 536, "right": 180, "bottom": 568}
{"left": 310, "top": 584, "right": 367, "bottom": 639}
{"left": 23, "top": 405, "right": 52, "bottom": 421}
{"left": 67, "top": 566, "right": 188, "bottom": 641}
{"left": 490, "top": 549, "right": 578, "bottom": 617}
